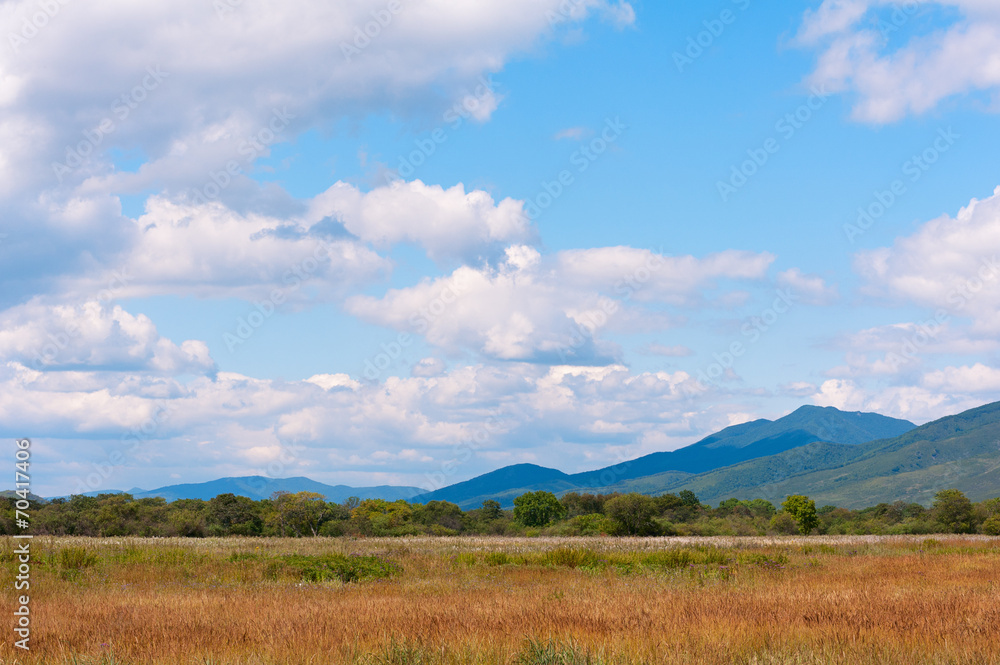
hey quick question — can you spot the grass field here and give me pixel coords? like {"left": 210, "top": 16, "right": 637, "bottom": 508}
{"left": 2, "top": 535, "right": 999, "bottom": 664}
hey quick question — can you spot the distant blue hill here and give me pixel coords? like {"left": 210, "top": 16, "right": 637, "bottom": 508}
{"left": 121, "top": 476, "right": 422, "bottom": 502}
{"left": 412, "top": 405, "right": 916, "bottom": 508}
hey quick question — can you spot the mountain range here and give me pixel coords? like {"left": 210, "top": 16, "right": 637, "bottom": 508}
{"left": 53, "top": 476, "right": 422, "bottom": 503}
{"left": 48, "top": 401, "right": 1000, "bottom": 508}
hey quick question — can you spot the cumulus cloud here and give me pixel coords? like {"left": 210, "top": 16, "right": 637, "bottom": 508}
{"left": 0, "top": 300, "right": 216, "bottom": 375}
{"left": 811, "top": 377, "right": 987, "bottom": 423}
{"left": 346, "top": 245, "right": 775, "bottom": 364}
{"left": 796, "top": 0, "right": 1000, "bottom": 122}
{"left": 306, "top": 180, "right": 535, "bottom": 265}
{"left": 0, "top": 0, "right": 632, "bottom": 302}
{"left": 777, "top": 268, "right": 839, "bottom": 305}
{"left": 855, "top": 187, "right": 1000, "bottom": 332}
{"left": 923, "top": 363, "right": 1000, "bottom": 393}
{"left": 0, "top": 358, "right": 738, "bottom": 494}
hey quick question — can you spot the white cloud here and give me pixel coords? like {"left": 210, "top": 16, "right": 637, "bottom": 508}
{"left": 923, "top": 363, "right": 1000, "bottom": 392}
{"left": 777, "top": 268, "right": 839, "bottom": 305}
{"left": 1, "top": 358, "right": 742, "bottom": 494}
{"left": 411, "top": 357, "right": 447, "bottom": 378}
{"left": 306, "top": 180, "right": 535, "bottom": 264}
{"left": 0, "top": 0, "right": 632, "bottom": 303}
{"left": 638, "top": 343, "right": 694, "bottom": 357}
{"left": 71, "top": 196, "right": 392, "bottom": 303}
{"left": 855, "top": 187, "right": 1000, "bottom": 332}
{"left": 811, "top": 377, "right": 983, "bottom": 423}
{"left": 346, "top": 245, "right": 774, "bottom": 363}
{"left": 797, "top": 1, "right": 1000, "bottom": 122}
{"left": 0, "top": 300, "right": 215, "bottom": 375}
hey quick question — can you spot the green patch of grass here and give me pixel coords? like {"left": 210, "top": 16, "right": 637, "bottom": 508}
{"left": 265, "top": 553, "right": 401, "bottom": 583}
{"left": 737, "top": 552, "right": 789, "bottom": 568}
{"left": 484, "top": 551, "right": 511, "bottom": 566}
{"left": 539, "top": 548, "right": 603, "bottom": 569}
{"left": 517, "top": 638, "right": 603, "bottom": 665}
{"left": 228, "top": 551, "right": 261, "bottom": 562}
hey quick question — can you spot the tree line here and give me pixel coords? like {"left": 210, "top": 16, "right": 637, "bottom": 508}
{"left": 2, "top": 488, "right": 998, "bottom": 538}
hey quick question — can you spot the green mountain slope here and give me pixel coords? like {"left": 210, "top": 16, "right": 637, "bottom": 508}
{"left": 413, "top": 406, "right": 915, "bottom": 508}
{"left": 596, "top": 401, "right": 1000, "bottom": 508}
{"left": 567, "top": 405, "right": 914, "bottom": 485}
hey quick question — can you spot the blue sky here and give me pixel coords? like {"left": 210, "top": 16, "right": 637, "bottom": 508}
{"left": 2, "top": 0, "right": 1000, "bottom": 495}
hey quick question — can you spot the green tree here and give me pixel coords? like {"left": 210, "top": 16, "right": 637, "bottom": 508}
{"left": 413, "top": 500, "right": 465, "bottom": 531}
{"left": 932, "top": 489, "right": 974, "bottom": 533}
{"left": 269, "top": 491, "right": 326, "bottom": 537}
{"left": 512, "top": 491, "right": 566, "bottom": 527}
{"left": 480, "top": 499, "right": 503, "bottom": 521}
{"left": 208, "top": 493, "right": 262, "bottom": 535}
{"left": 781, "top": 495, "right": 818, "bottom": 535}
{"left": 604, "top": 493, "right": 660, "bottom": 536}
{"left": 678, "top": 490, "right": 701, "bottom": 507}
{"left": 351, "top": 499, "right": 414, "bottom": 535}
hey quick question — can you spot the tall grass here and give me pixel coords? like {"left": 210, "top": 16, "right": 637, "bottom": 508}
{"left": 1, "top": 535, "right": 998, "bottom": 664}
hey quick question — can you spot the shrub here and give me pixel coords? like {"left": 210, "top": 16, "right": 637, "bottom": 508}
{"left": 769, "top": 512, "right": 798, "bottom": 535}
{"left": 265, "top": 553, "right": 400, "bottom": 583}
{"left": 541, "top": 548, "right": 602, "bottom": 569}
{"left": 981, "top": 515, "right": 1000, "bottom": 536}
{"left": 59, "top": 546, "right": 99, "bottom": 570}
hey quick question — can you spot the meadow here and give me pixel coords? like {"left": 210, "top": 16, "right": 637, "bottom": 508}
{"left": 2, "top": 535, "right": 999, "bottom": 665}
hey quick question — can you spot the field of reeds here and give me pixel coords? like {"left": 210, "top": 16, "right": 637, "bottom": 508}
{"left": 1, "top": 535, "right": 999, "bottom": 664}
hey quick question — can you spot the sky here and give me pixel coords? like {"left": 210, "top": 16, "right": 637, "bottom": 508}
{"left": 2, "top": 0, "right": 1000, "bottom": 496}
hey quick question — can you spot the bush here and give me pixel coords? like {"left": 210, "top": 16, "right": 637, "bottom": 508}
{"left": 604, "top": 493, "right": 661, "bottom": 536}
{"left": 981, "top": 515, "right": 1000, "bottom": 536}
{"left": 769, "top": 512, "right": 798, "bottom": 535}
{"left": 541, "top": 548, "right": 602, "bottom": 569}
{"left": 265, "top": 553, "right": 401, "bottom": 583}
{"left": 551, "top": 514, "right": 616, "bottom": 536}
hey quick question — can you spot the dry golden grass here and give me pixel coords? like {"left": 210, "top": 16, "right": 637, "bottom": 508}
{"left": 1, "top": 535, "right": 999, "bottom": 664}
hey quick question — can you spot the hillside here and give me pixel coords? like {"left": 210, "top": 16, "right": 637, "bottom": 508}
{"left": 414, "top": 405, "right": 915, "bottom": 508}
{"left": 569, "top": 405, "right": 914, "bottom": 485}
{"left": 611, "top": 401, "right": 1000, "bottom": 507}
{"left": 130, "top": 476, "right": 423, "bottom": 503}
